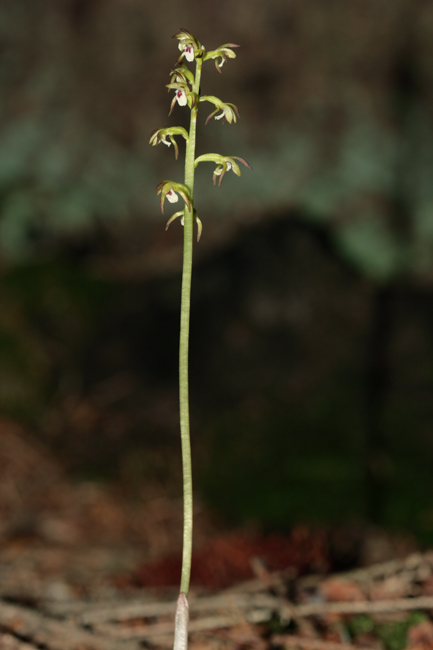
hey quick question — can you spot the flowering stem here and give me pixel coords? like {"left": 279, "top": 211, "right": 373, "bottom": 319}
{"left": 151, "top": 34, "right": 250, "bottom": 650}
{"left": 178, "top": 54, "right": 202, "bottom": 597}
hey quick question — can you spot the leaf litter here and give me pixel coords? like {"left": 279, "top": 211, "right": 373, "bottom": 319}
{"left": 0, "top": 417, "right": 432, "bottom": 650}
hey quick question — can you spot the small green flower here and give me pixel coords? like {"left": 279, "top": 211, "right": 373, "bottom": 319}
{"left": 204, "top": 43, "right": 240, "bottom": 73}
{"left": 167, "top": 79, "right": 198, "bottom": 115}
{"left": 173, "top": 28, "right": 204, "bottom": 63}
{"left": 194, "top": 153, "right": 252, "bottom": 186}
{"left": 167, "top": 82, "right": 189, "bottom": 114}
{"left": 169, "top": 64, "right": 195, "bottom": 87}
{"left": 156, "top": 180, "right": 192, "bottom": 214}
{"left": 165, "top": 209, "right": 203, "bottom": 242}
{"left": 212, "top": 157, "right": 252, "bottom": 186}
{"left": 212, "top": 103, "right": 239, "bottom": 124}
{"left": 200, "top": 95, "right": 240, "bottom": 125}
{"left": 149, "top": 127, "right": 189, "bottom": 159}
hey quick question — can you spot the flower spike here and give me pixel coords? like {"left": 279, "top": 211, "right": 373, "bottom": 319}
{"left": 150, "top": 30, "right": 251, "bottom": 650}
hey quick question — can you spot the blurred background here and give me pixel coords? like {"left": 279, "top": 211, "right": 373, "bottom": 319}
{"left": 1, "top": 0, "right": 433, "bottom": 549}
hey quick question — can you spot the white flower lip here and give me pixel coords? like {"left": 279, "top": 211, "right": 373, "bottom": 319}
{"left": 179, "top": 42, "right": 195, "bottom": 62}
{"left": 184, "top": 45, "right": 195, "bottom": 62}
{"left": 176, "top": 89, "right": 188, "bottom": 106}
{"left": 214, "top": 161, "right": 232, "bottom": 175}
{"left": 166, "top": 189, "right": 179, "bottom": 203}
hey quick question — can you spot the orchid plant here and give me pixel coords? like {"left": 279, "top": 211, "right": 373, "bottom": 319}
{"left": 150, "top": 29, "right": 251, "bottom": 650}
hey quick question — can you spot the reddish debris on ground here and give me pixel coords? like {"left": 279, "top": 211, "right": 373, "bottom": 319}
{"left": 120, "top": 525, "right": 328, "bottom": 590}
{"left": 320, "top": 577, "right": 366, "bottom": 602}
{"left": 407, "top": 621, "right": 433, "bottom": 650}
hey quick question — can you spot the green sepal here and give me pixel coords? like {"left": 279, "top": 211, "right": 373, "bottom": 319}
{"left": 170, "top": 64, "right": 195, "bottom": 87}
{"left": 165, "top": 210, "right": 185, "bottom": 231}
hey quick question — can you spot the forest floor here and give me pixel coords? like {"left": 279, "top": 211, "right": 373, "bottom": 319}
{"left": 1, "top": 417, "right": 433, "bottom": 650}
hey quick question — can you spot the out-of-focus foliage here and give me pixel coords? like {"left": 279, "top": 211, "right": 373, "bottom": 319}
{"left": 0, "top": 259, "right": 112, "bottom": 419}
{"left": 1, "top": 0, "right": 433, "bottom": 281}
{"left": 0, "top": 216, "right": 432, "bottom": 534}
{"left": 0, "top": 0, "right": 158, "bottom": 257}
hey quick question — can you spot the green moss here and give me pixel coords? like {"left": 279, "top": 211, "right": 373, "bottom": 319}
{"left": 348, "top": 612, "right": 429, "bottom": 650}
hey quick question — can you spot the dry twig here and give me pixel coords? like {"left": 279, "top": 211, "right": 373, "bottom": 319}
{"left": 0, "top": 600, "right": 140, "bottom": 650}
{"left": 272, "top": 634, "right": 373, "bottom": 650}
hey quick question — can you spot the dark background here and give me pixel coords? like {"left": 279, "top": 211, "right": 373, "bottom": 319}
{"left": 1, "top": 0, "right": 433, "bottom": 542}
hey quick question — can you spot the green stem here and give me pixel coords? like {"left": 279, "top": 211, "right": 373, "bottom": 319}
{"left": 179, "top": 55, "right": 202, "bottom": 597}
